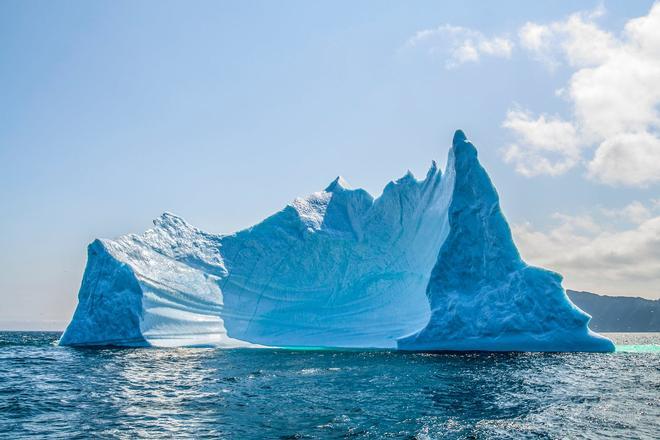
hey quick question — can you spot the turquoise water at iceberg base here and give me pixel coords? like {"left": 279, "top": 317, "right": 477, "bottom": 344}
{"left": 0, "top": 332, "right": 658, "bottom": 439}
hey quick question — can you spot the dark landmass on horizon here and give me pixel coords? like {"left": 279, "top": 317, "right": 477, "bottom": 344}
{"left": 567, "top": 290, "right": 659, "bottom": 332}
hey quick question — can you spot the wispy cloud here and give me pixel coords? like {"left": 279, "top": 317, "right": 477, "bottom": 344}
{"left": 601, "top": 200, "right": 653, "bottom": 225}
{"left": 502, "top": 108, "right": 582, "bottom": 176}
{"left": 406, "top": 25, "right": 513, "bottom": 69}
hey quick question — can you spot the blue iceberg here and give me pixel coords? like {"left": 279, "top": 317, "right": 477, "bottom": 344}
{"left": 60, "top": 130, "right": 614, "bottom": 352}
{"left": 397, "top": 131, "right": 614, "bottom": 352}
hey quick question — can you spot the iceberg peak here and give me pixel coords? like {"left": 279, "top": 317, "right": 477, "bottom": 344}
{"left": 453, "top": 129, "right": 467, "bottom": 144}
{"left": 153, "top": 212, "right": 189, "bottom": 228}
{"left": 398, "top": 133, "right": 614, "bottom": 352}
{"left": 424, "top": 160, "right": 441, "bottom": 182}
{"left": 400, "top": 170, "right": 416, "bottom": 181}
{"left": 451, "top": 130, "right": 478, "bottom": 164}
{"left": 325, "top": 176, "right": 351, "bottom": 192}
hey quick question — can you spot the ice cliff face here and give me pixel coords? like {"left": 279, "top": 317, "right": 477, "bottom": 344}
{"left": 397, "top": 131, "right": 614, "bottom": 352}
{"left": 60, "top": 217, "right": 251, "bottom": 347}
{"left": 218, "top": 165, "right": 449, "bottom": 348}
{"left": 61, "top": 162, "right": 447, "bottom": 348}
{"left": 60, "top": 130, "right": 614, "bottom": 352}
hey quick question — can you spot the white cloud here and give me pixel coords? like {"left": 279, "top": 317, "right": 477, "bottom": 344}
{"left": 519, "top": 22, "right": 558, "bottom": 68}
{"left": 504, "top": 3, "right": 660, "bottom": 187}
{"left": 479, "top": 37, "right": 514, "bottom": 57}
{"left": 512, "top": 200, "right": 660, "bottom": 298}
{"left": 559, "top": 13, "right": 619, "bottom": 67}
{"left": 452, "top": 40, "right": 479, "bottom": 64}
{"left": 519, "top": 22, "right": 552, "bottom": 52}
{"left": 502, "top": 109, "right": 581, "bottom": 176}
{"left": 587, "top": 131, "right": 660, "bottom": 186}
{"left": 601, "top": 200, "right": 652, "bottom": 224}
{"left": 406, "top": 25, "right": 512, "bottom": 69}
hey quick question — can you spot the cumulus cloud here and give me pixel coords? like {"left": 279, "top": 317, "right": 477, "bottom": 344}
{"left": 518, "top": 22, "right": 559, "bottom": 68}
{"left": 587, "top": 131, "right": 660, "bottom": 186}
{"left": 512, "top": 200, "right": 660, "bottom": 298}
{"left": 502, "top": 109, "right": 581, "bottom": 176}
{"left": 406, "top": 25, "right": 513, "bottom": 69}
{"left": 519, "top": 22, "right": 552, "bottom": 52}
{"left": 504, "top": 3, "right": 660, "bottom": 187}
{"left": 601, "top": 200, "right": 652, "bottom": 224}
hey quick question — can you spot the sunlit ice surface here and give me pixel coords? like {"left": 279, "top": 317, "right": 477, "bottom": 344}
{"left": 60, "top": 132, "right": 614, "bottom": 353}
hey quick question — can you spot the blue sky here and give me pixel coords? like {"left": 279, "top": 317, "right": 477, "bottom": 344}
{"left": 1, "top": 1, "right": 658, "bottom": 329}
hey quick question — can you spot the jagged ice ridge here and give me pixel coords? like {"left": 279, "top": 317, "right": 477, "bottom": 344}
{"left": 60, "top": 131, "right": 614, "bottom": 352}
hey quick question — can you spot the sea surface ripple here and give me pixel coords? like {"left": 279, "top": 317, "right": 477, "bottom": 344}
{"left": 0, "top": 332, "right": 658, "bottom": 439}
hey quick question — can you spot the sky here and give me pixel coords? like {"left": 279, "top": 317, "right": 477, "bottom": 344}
{"left": 1, "top": 1, "right": 658, "bottom": 330}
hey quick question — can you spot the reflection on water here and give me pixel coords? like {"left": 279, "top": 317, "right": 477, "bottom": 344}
{"left": 0, "top": 332, "right": 658, "bottom": 439}
{"left": 111, "top": 349, "right": 217, "bottom": 436}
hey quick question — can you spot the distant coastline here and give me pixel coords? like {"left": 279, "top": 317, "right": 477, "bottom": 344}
{"left": 567, "top": 290, "right": 659, "bottom": 332}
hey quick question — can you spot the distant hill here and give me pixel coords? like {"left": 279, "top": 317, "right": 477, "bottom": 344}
{"left": 567, "top": 290, "right": 660, "bottom": 332}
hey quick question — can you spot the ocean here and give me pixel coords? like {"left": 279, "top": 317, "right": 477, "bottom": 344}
{"left": 0, "top": 332, "right": 658, "bottom": 439}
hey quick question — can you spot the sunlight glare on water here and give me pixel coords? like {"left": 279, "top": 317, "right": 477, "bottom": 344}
{"left": 0, "top": 332, "right": 658, "bottom": 439}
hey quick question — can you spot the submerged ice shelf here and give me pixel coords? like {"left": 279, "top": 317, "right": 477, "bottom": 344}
{"left": 60, "top": 131, "right": 614, "bottom": 352}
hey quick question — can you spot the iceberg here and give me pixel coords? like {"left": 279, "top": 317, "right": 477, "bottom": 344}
{"left": 60, "top": 130, "right": 614, "bottom": 352}
{"left": 397, "top": 131, "right": 614, "bottom": 352}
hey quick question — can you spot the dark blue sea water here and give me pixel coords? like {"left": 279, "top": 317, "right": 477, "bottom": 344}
{"left": 0, "top": 332, "right": 658, "bottom": 439}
